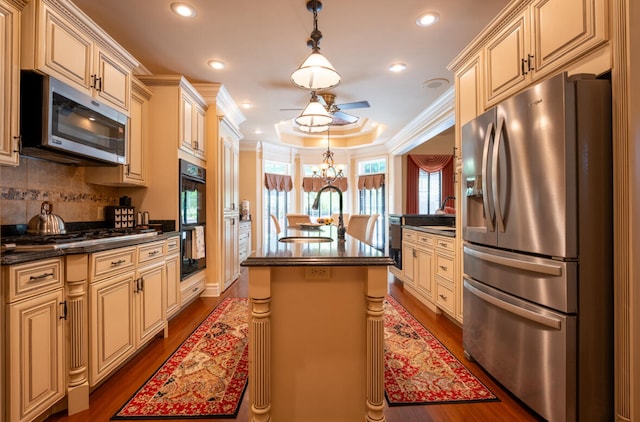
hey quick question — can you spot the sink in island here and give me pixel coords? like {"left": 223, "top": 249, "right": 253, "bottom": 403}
{"left": 242, "top": 225, "right": 393, "bottom": 422}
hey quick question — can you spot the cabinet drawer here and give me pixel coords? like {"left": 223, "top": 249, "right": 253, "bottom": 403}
{"left": 403, "top": 230, "right": 417, "bottom": 242}
{"left": 166, "top": 236, "right": 180, "bottom": 254}
{"left": 435, "top": 253, "right": 455, "bottom": 281}
{"left": 434, "top": 236, "right": 455, "bottom": 253}
{"left": 5, "top": 258, "right": 64, "bottom": 302}
{"left": 416, "top": 232, "right": 433, "bottom": 248}
{"left": 91, "top": 247, "right": 136, "bottom": 280}
{"left": 137, "top": 240, "right": 165, "bottom": 264}
{"left": 436, "top": 278, "right": 455, "bottom": 314}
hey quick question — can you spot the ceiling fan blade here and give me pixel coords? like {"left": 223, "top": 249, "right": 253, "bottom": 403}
{"left": 337, "top": 100, "right": 370, "bottom": 110}
{"left": 280, "top": 108, "right": 303, "bottom": 111}
{"left": 332, "top": 111, "right": 359, "bottom": 125}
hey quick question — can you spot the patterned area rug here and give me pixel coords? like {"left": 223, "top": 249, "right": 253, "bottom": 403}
{"left": 114, "top": 296, "right": 497, "bottom": 419}
{"left": 112, "top": 298, "right": 249, "bottom": 419}
{"left": 384, "top": 295, "right": 498, "bottom": 405}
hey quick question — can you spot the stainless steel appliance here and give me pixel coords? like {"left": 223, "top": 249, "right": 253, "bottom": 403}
{"left": 1, "top": 228, "right": 158, "bottom": 252}
{"left": 179, "top": 159, "right": 206, "bottom": 279}
{"left": 20, "top": 70, "right": 127, "bottom": 166}
{"left": 461, "top": 72, "right": 612, "bottom": 422}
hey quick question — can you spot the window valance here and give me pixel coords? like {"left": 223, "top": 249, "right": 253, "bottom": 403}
{"left": 302, "top": 177, "right": 348, "bottom": 193}
{"left": 264, "top": 173, "right": 293, "bottom": 192}
{"left": 357, "top": 173, "right": 385, "bottom": 190}
{"left": 409, "top": 154, "right": 452, "bottom": 172}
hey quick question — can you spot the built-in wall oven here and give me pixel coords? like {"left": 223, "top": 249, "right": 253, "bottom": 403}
{"left": 179, "top": 159, "right": 206, "bottom": 280}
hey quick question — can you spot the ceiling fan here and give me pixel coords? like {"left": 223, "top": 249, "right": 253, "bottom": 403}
{"left": 282, "top": 92, "right": 370, "bottom": 126}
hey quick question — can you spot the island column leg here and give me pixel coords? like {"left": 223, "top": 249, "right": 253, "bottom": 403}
{"left": 366, "top": 266, "right": 388, "bottom": 422}
{"left": 249, "top": 267, "right": 272, "bottom": 422}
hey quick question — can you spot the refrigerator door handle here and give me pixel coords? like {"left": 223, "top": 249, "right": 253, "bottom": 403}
{"left": 492, "top": 116, "right": 505, "bottom": 233}
{"left": 465, "top": 279, "right": 562, "bottom": 330}
{"left": 481, "top": 122, "right": 495, "bottom": 231}
{"left": 464, "top": 245, "right": 563, "bottom": 276}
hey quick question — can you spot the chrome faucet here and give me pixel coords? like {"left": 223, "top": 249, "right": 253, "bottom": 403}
{"left": 439, "top": 196, "right": 456, "bottom": 212}
{"left": 312, "top": 184, "right": 346, "bottom": 241}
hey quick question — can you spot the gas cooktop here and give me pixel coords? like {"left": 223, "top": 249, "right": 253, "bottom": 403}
{"left": 1, "top": 228, "right": 159, "bottom": 252}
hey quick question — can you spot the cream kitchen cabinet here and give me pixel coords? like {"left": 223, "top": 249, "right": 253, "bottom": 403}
{"left": 238, "top": 220, "right": 252, "bottom": 264}
{"left": 484, "top": 0, "right": 608, "bottom": 106}
{"left": 224, "top": 215, "right": 240, "bottom": 289}
{"left": 401, "top": 229, "right": 437, "bottom": 313}
{"left": 165, "top": 236, "right": 181, "bottom": 319}
{"left": 135, "top": 241, "right": 167, "bottom": 346}
{"left": 86, "top": 77, "right": 152, "bottom": 186}
{"left": 21, "top": 0, "right": 137, "bottom": 114}
{"left": 0, "top": 0, "right": 21, "bottom": 167}
{"left": 181, "top": 91, "right": 207, "bottom": 159}
{"left": 3, "top": 257, "right": 65, "bottom": 422}
{"left": 433, "top": 235, "right": 457, "bottom": 320}
{"left": 221, "top": 118, "right": 240, "bottom": 212}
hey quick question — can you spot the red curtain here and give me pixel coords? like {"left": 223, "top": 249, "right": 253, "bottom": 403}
{"left": 406, "top": 155, "right": 454, "bottom": 214}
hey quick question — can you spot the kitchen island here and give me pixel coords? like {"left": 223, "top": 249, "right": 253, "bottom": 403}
{"left": 242, "top": 225, "right": 393, "bottom": 422}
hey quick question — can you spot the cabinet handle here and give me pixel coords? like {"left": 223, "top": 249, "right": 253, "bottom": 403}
{"left": 521, "top": 57, "right": 528, "bottom": 75}
{"left": 439, "top": 265, "right": 448, "bottom": 271}
{"left": 96, "top": 76, "right": 103, "bottom": 91}
{"left": 440, "top": 242, "right": 447, "bottom": 248}
{"left": 439, "top": 294, "right": 448, "bottom": 301}
{"left": 29, "top": 272, "right": 54, "bottom": 281}
{"left": 527, "top": 54, "right": 534, "bottom": 72}
{"left": 194, "top": 141, "right": 198, "bottom": 150}
{"left": 13, "top": 135, "right": 21, "bottom": 153}
{"left": 140, "top": 277, "right": 144, "bottom": 291}
{"left": 148, "top": 250, "right": 160, "bottom": 256}
{"left": 59, "top": 301, "right": 68, "bottom": 320}
{"left": 412, "top": 250, "right": 417, "bottom": 258}
{"left": 125, "top": 164, "right": 130, "bottom": 175}
{"left": 192, "top": 287, "right": 198, "bottom": 292}
{"left": 111, "top": 259, "right": 126, "bottom": 266}
{"left": 91, "top": 74, "right": 98, "bottom": 89}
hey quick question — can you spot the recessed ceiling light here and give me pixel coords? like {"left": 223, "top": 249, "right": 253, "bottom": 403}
{"left": 254, "top": 129, "right": 263, "bottom": 135}
{"left": 416, "top": 12, "right": 439, "bottom": 27}
{"left": 389, "top": 63, "right": 407, "bottom": 73}
{"left": 170, "top": 3, "right": 196, "bottom": 18}
{"left": 207, "top": 60, "right": 225, "bottom": 70}
{"left": 241, "top": 102, "right": 253, "bottom": 110}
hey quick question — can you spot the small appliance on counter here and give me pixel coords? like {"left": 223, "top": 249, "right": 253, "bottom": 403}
{"left": 105, "top": 206, "right": 135, "bottom": 228}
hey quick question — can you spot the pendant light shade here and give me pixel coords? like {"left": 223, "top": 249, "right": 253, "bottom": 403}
{"left": 291, "top": 49, "right": 341, "bottom": 90}
{"left": 296, "top": 122, "right": 330, "bottom": 133}
{"left": 290, "top": 0, "right": 341, "bottom": 91}
{"left": 294, "top": 93, "right": 333, "bottom": 127}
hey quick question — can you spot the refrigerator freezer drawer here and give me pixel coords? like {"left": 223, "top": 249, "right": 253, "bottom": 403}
{"left": 463, "top": 278, "right": 576, "bottom": 422}
{"left": 463, "top": 243, "right": 577, "bottom": 313}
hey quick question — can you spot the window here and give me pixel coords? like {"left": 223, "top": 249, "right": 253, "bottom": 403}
{"left": 264, "top": 161, "right": 291, "bottom": 239}
{"left": 418, "top": 168, "right": 442, "bottom": 214}
{"left": 356, "top": 158, "right": 387, "bottom": 250}
{"left": 302, "top": 165, "right": 342, "bottom": 218}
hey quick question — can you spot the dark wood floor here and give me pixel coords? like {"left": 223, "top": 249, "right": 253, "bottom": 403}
{"left": 46, "top": 269, "right": 541, "bottom": 422}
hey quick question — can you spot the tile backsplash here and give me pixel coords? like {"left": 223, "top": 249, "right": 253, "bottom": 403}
{"left": 0, "top": 157, "right": 119, "bottom": 225}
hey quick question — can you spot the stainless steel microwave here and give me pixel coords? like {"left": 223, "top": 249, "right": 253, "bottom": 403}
{"left": 19, "top": 70, "right": 128, "bottom": 166}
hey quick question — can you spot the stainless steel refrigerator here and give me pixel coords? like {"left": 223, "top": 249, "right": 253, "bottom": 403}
{"left": 461, "top": 72, "right": 613, "bottom": 422}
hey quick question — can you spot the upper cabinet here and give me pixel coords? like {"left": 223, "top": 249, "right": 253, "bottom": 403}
{"left": 0, "top": 0, "right": 22, "bottom": 167}
{"left": 484, "top": 0, "right": 609, "bottom": 106}
{"left": 180, "top": 90, "right": 206, "bottom": 159}
{"left": 20, "top": 0, "right": 138, "bottom": 114}
{"left": 450, "top": 0, "right": 610, "bottom": 113}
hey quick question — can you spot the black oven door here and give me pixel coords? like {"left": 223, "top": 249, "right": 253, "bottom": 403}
{"left": 179, "top": 160, "right": 206, "bottom": 279}
{"left": 388, "top": 215, "right": 402, "bottom": 270}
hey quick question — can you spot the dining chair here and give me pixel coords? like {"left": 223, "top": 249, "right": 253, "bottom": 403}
{"left": 346, "top": 214, "right": 371, "bottom": 244}
{"left": 365, "top": 213, "right": 380, "bottom": 245}
{"left": 286, "top": 213, "right": 312, "bottom": 227}
{"left": 270, "top": 214, "right": 282, "bottom": 236}
{"left": 331, "top": 212, "right": 350, "bottom": 227}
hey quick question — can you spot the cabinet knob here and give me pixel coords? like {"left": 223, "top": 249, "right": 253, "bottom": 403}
{"left": 439, "top": 265, "right": 448, "bottom": 271}
{"left": 439, "top": 294, "right": 448, "bottom": 301}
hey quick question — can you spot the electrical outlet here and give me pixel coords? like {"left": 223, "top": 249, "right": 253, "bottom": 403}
{"left": 305, "top": 266, "right": 330, "bottom": 280}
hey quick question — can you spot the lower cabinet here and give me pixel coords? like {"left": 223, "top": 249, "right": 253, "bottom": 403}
{"left": 135, "top": 261, "right": 166, "bottom": 347}
{"left": 3, "top": 258, "right": 66, "bottom": 422}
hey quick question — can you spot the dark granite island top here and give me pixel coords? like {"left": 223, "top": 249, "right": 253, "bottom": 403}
{"left": 241, "top": 225, "right": 394, "bottom": 267}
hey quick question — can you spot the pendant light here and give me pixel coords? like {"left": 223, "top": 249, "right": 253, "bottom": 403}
{"left": 290, "top": 0, "right": 341, "bottom": 91}
{"left": 311, "top": 128, "right": 344, "bottom": 184}
{"left": 294, "top": 91, "right": 333, "bottom": 127}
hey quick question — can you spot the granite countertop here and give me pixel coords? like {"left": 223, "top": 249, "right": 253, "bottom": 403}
{"left": 403, "top": 225, "right": 457, "bottom": 238}
{"left": 243, "top": 225, "right": 394, "bottom": 267}
{"left": 1, "top": 231, "right": 181, "bottom": 266}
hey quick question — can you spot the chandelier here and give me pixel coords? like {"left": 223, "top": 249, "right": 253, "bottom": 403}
{"left": 312, "top": 129, "right": 344, "bottom": 184}
{"left": 290, "top": 0, "right": 341, "bottom": 91}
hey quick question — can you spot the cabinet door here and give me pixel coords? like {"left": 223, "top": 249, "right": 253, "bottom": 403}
{"left": 224, "top": 215, "right": 240, "bottom": 288}
{"left": 193, "top": 104, "right": 206, "bottom": 158}
{"left": 0, "top": 0, "right": 20, "bottom": 166}
{"left": 41, "top": 4, "right": 93, "bottom": 93}
{"left": 165, "top": 254, "right": 180, "bottom": 319}
{"left": 415, "top": 247, "right": 434, "bottom": 301}
{"left": 180, "top": 92, "right": 194, "bottom": 152}
{"left": 90, "top": 272, "right": 135, "bottom": 386}
{"left": 402, "top": 243, "right": 415, "bottom": 287}
{"left": 135, "top": 262, "right": 166, "bottom": 346}
{"left": 94, "top": 47, "right": 130, "bottom": 112}
{"left": 456, "top": 52, "right": 483, "bottom": 128}
{"left": 123, "top": 80, "right": 147, "bottom": 185}
{"left": 530, "top": 0, "right": 607, "bottom": 78}
{"left": 7, "top": 289, "right": 65, "bottom": 422}
{"left": 223, "top": 139, "right": 234, "bottom": 211}
{"left": 484, "top": 9, "right": 530, "bottom": 106}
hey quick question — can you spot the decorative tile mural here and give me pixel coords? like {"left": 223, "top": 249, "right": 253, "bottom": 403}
{"left": 0, "top": 157, "right": 120, "bottom": 225}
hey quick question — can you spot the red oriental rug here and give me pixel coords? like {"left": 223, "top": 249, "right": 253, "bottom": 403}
{"left": 113, "top": 296, "right": 497, "bottom": 419}
{"left": 112, "top": 298, "right": 249, "bottom": 419}
{"left": 384, "top": 295, "right": 497, "bottom": 405}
